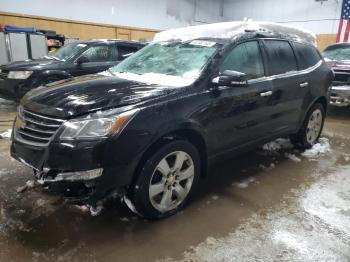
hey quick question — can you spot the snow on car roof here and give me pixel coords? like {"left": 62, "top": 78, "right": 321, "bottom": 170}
{"left": 154, "top": 21, "right": 316, "bottom": 46}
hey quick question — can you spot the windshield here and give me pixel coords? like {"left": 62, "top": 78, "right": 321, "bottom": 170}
{"left": 111, "top": 40, "right": 220, "bottom": 87}
{"left": 323, "top": 45, "right": 350, "bottom": 61}
{"left": 48, "top": 43, "right": 88, "bottom": 61}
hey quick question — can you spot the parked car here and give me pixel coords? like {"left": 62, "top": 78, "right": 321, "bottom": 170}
{"left": 323, "top": 43, "right": 350, "bottom": 107}
{"left": 0, "top": 40, "right": 145, "bottom": 101}
{"left": 10, "top": 22, "right": 333, "bottom": 219}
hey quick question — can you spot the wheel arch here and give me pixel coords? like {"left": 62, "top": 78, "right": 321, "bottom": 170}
{"left": 299, "top": 95, "right": 328, "bottom": 130}
{"left": 131, "top": 127, "right": 208, "bottom": 186}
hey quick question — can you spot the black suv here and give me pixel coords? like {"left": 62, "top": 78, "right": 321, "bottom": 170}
{"left": 323, "top": 43, "right": 350, "bottom": 107}
{"left": 0, "top": 40, "right": 145, "bottom": 101}
{"left": 10, "top": 24, "right": 333, "bottom": 219}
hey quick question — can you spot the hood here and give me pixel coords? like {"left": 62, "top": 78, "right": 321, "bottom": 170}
{"left": 22, "top": 74, "right": 180, "bottom": 118}
{"left": 2, "top": 58, "right": 62, "bottom": 71}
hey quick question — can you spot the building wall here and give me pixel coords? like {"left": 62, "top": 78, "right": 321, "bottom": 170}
{"left": 223, "top": 0, "right": 342, "bottom": 49}
{"left": 0, "top": 0, "right": 226, "bottom": 30}
{"left": 0, "top": 0, "right": 341, "bottom": 49}
{"left": 223, "top": 0, "right": 342, "bottom": 34}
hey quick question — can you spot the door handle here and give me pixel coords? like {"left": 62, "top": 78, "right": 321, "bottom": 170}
{"left": 300, "top": 82, "right": 309, "bottom": 88}
{"left": 260, "top": 91, "right": 273, "bottom": 97}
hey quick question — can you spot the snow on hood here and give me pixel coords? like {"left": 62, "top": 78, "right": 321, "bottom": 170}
{"left": 115, "top": 71, "right": 199, "bottom": 87}
{"left": 154, "top": 21, "right": 316, "bottom": 46}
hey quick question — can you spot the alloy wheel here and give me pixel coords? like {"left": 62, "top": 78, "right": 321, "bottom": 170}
{"left": 306, "top": 109, "right": 323, "bottom": 144}
{"left": 148, "top": 151, "right": 194, "bottom": 213}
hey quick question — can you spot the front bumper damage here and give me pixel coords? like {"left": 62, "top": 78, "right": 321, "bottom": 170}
{"left": 330, "top": 86, "right": 350, "bottom": 107}
{"left": 11, "top": 138, "right": 132, "bottom": 206}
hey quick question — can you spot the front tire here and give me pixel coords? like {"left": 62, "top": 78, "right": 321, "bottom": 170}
{"left": 290, "top": 103, "right": 325, "bottom": 149}
{"left": 127, "top": 140, "right": 200, "bottom": 220}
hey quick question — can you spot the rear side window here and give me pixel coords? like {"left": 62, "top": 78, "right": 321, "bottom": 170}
{"left": 117, "top": 45, "right": 139, "bottom": 60}
{"left": 263, "top": 40, "right": 297, "bottom": 76}
{"left": 219, "top": 41, "right": 265, "bottom": 80}
{"left": 293, "top": 42, "right": 321, "bottom": 70}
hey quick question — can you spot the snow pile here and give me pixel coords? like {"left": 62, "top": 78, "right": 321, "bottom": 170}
{"left": 154, "top": 21, "right": 316, "bottom": 45}
{"left": 262, "top": 138, "right": 293, "bottom": 152}
{"left": 233, "top": 177, "right": 255, "bottom": 189}
{"left": 115, "top": 72, "right": 197, "bottom": 87}
{"left": 302, "top": 138, "right": 331, "bottom": 158}
{"left": 0, "top": 129, "right": 11, "bottom": 139}
{"left": 285, "top": 153, "right": 302, "bottom": 162}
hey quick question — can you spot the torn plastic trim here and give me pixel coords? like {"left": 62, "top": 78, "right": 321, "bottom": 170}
{"left": 16, "top": 156, "right": 40, "bottom": 171}
{"left": 37, "top": 168, "right": 103, "bottom": 184}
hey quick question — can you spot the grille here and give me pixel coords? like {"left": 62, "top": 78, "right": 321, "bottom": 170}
{"left": 333, "top": 70, "right": 350, "bottom": 85}
{"left": 15, "top": 109, "right": 65, "bottom": 146}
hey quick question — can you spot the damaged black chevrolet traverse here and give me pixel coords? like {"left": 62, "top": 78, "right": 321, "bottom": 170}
{"left": 11, "top": 22, "right": 333, "bottom": 219}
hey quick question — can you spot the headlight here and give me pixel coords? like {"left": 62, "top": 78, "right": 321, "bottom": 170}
{"left": 59, "top": 109, "right": 138, "bottom": 140}
{"left": 8, "top": 71, "right": 33, "bottom": 79}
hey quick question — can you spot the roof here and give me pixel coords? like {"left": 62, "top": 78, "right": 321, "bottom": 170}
{"left": 154, "top": 21, "right": 316, "bottom": 46}
{"left": 77, "top": 39, "right": 146, "bottom": 46}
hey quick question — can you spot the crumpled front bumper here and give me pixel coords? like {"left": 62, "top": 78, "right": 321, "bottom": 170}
{"left": 330, "top": 86, "right": 350, "bottom": 107}
{"left": 11, "top": 137, "right": 135, "bottom": 205}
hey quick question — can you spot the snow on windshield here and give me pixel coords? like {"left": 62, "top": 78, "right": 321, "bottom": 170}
{"left": 112, "top": 41, "right": 219, "bottom": 87}
{"left": 154, "top": 21, "right": 316, "bottom": 46}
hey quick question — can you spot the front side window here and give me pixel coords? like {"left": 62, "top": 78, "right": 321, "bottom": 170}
{"left": 79, "top": 45, "right": 114, "bottom": 62}
{"left": 111, "top": 40, "right": 220, "bottom": 87}
{"left": 219, "top": 41, "right": 265, "bottom": 80}
{"left": 263, "top": 40, "right": 297, "bottom": 76}
{"left": 49, "top": 42, "right": 87, "bottom": 61}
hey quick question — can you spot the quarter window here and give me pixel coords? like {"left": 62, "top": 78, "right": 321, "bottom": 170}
{"left": 293, "top": 42, "right": 321, "bottom": 70}
{"left": 263, "top": 40, "right": 297, "bottom": 76}
{"left": 219, "top": 41, "right": 265, "bottom": 80}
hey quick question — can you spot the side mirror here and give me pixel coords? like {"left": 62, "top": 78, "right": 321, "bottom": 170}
{"left": 213, "top": 70, "right": 248, "bottom": 87}
{"left": 76, "top": 56, "right": 89, "bottom": 65}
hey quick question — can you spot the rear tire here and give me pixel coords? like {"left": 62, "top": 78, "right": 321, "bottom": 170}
{"left": 290, "top": 103, "right": 325, "bottom": 149}
{"left": 126, "top": 140, "right": 200, "bottom": 220}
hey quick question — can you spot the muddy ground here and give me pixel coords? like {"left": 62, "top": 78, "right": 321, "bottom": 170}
{"left": 0, "top": 100, "right": 349, "bottom": 262}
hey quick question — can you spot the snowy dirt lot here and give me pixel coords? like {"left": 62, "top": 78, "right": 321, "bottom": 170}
{"left": 0, "top": 105, "right": 349, "bottom": 262}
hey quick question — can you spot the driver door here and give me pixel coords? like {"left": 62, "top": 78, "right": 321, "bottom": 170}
{"left": 208, "top": 40, "right": 275, "bottom": 154}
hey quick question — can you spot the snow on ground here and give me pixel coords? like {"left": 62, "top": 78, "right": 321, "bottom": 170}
{"left": 233, "top": 177, "right": 255, "bottom": 189}
{"left": 0, "top": 129, "right": 11, "bottom": 139}
{"left": 285, "top": 153, "right": 302, "bottom": 162}
{"left": 302, "top": 138, "right": 331, "bottom": 158}
{"left": 262, "top": 138, "right": 294, "bottom": 152}
{"left": 164, "top": 166, "right": 350, "bottom": 262}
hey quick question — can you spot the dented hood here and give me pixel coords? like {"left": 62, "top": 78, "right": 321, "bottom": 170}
{"left": 21, "top": 74, "right": 179, "bottom": 118}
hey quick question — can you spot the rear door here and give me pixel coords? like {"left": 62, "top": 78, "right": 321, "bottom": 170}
{"left": 292, "top": 42, "right": 323, "bottom": 118}
{"left": 72, "top": 43, "right": 118, "bottom": 76}
{"left": 208, "top": 40, "right": 275, "bottom": 153}
{"left": 261, "top": 39, "right": 303, "bottom": 134}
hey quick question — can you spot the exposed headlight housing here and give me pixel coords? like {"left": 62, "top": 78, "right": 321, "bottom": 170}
{"left": 8, "top": 71, "right": 33, "bottom": 79}
{"left": 59, "top": 108, "right": 139, "bottom": 140}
